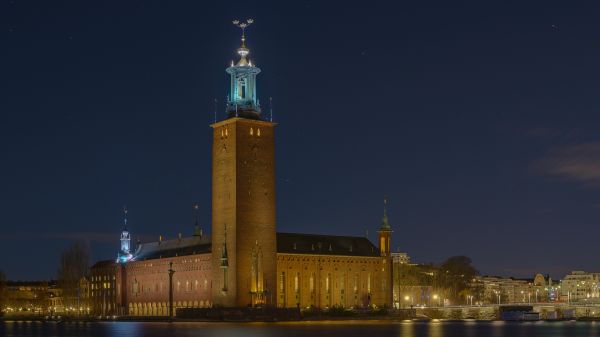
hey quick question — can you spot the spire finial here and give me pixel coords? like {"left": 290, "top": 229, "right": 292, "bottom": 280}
{"left": 232, "top": 19, "right": 254, "bottom": 66}
{"left": 193, "top": 202, "right": 202, "bottom": 236}
{"left": 381, "top": 196, "right": 391, "bottom": 230}
{"left": 123, "top": 205, "right": 128, "bottom": 230}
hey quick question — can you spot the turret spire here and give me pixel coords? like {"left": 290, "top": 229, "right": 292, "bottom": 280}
{"left": 232, "top": 19, "right": 253, "bottom": 66}
{"left": 193, "top": 203, "right": 203, "bottom": 237}
{"left": 123, "top": 205, "right": 128, "bottom": 230}
{"left": 377, "top": 197, "right": 393, "bottom": 256}
{"left": 381, "top": 196, "right": 391, "bottom": 230}
{"left": 117, "top": 205, "right": 132, "bottom": 263}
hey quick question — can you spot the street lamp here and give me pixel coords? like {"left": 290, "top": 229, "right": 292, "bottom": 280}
{"left": 433, "top": 294, "right": 440, "bottom": 307}
{"left": 404, "top": 295, "right": 413, "bottom": 307}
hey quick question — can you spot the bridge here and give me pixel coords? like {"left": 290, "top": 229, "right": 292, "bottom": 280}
{"left": 414, "top": 303, "right": 600, "bottom": 320}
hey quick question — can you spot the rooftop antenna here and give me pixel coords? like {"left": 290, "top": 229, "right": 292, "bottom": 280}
{"left": 269, "top": 96, "right": 273, "bottom": 122}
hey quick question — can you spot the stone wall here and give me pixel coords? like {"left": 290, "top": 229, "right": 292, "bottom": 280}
{"left": 277, "top": 253, "right": 391, "bottom": 309}
{"left": 125, "top": 253, "right": 212, "bottom": 316}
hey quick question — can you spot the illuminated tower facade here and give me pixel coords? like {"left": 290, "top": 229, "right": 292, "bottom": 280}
{"left": 211, "top": 19, "right": 277, "bottom": 307}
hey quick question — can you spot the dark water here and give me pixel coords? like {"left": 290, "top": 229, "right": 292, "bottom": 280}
{"left": 2, "top": 320, "right": 600, "bottom": 337}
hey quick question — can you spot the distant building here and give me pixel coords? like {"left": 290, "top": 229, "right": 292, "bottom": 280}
{"left": 473, "top": 273, "right": 557, "bottom": 305}
{"left": 3, "top": 281, "right": 50, "bottom": 314}
{"left": 560, "top": 271, "right": 600, "bottom": 303}
{"left": 391, "top": 252, "right": 410, "bottom": 265}
{"left": 90, "top": 260, "right": 121, "bottom": 316}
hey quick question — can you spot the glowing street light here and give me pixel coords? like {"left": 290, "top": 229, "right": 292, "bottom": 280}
{"left": 432, "top": 294, "right": 441, "bottom": 307}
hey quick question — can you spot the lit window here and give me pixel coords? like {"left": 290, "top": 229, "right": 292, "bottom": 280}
{"left": 257, "top": 128, "right": 261, "bottom": 136}
{"left": 250, "top": 127, "right": 253, "bottom": 135}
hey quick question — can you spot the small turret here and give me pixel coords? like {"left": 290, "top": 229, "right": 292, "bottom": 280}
{"left": 117, "top": 206, "right": 133, "bottom": 263}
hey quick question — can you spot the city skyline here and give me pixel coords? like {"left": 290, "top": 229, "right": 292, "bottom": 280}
{"left": 2, "top": 1, "right": 600, "bottom": 281}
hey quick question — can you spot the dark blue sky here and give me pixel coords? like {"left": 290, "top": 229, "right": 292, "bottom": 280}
{"left": 2, "top": 0, "right": 600, "bottom": 280}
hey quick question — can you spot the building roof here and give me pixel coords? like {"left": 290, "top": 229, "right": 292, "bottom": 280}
{"left": 133, "top": 235, "right": 211, "bottom": 261}
{"left": 276, "top": 232, "right": 380, "bottom": 257}
{"left": 91, "top": 259, "right": 116, "bottom": 269}
{"left": 6, "top": 280, "right": 52, "bottom": 287}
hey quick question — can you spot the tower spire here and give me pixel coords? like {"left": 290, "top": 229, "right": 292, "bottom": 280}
{"left": 232, "top": 19, "right": 253, "bottom": 66}
{"left": 193, "top": 203, "right": 203, "bottom": 237}
{"left": 381, "top": 196, "right": 391, "bottom": 230}
{"left": 123, "top": 205, "right": 128, "bottom": 230}
{"left": 377, "top": 196, "right": 392, "bottom": 257}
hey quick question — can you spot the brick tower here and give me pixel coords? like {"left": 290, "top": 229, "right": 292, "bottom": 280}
{"left": 211, "top": 19, "right": 277, "bottom": 307}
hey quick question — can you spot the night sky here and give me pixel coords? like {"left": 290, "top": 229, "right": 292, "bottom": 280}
{"left": 2, "top": 0, "right": 600, "bottom": 280}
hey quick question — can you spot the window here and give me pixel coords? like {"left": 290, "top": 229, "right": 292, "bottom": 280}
{"left": 294, "top": 273, "right": 299, "bottom": 293}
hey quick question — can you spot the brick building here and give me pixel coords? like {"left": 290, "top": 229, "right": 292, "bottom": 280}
{"left": 91, "top": 21, "right": 393, "bottom": 316}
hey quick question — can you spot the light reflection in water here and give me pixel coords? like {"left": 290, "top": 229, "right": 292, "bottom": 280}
{"left": 2, "top": 320, "right": 600, "bottom": 337}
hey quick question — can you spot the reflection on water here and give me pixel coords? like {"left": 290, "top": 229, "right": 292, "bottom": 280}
{"left": 1, "top": 320, "right": 600, "bottom": 337}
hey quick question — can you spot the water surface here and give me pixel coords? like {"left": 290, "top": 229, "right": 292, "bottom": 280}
{"left": 2, "top": 320, "right": 599, "bottom": 337}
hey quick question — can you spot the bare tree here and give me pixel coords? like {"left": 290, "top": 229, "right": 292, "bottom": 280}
{"left": 57, "top": 241, "right": 90, "bottom": 312}
{"left": 0, "top": 270, "right": 6, "bottom": 312}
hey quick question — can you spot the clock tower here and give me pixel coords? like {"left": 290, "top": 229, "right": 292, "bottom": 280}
{"left": 211, "top": 19, "right": 277, "bottom": 307}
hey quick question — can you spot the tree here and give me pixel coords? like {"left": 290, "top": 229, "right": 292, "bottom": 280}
{"left": 57, "top": 241, "right": 90, "bottom": 312}
{"left": 0, "top": 270, "right": 6, "bottom": 312}
{"left": 437, "top": 256, "right": 479, "bottom": 303}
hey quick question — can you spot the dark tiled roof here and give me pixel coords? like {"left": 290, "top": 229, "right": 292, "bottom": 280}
{"left": 133, "top": 235, "right": 211, "bottom": 261}
{"left": 276, "top": 232, "right": 380, "bottom": 257}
